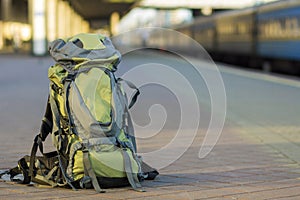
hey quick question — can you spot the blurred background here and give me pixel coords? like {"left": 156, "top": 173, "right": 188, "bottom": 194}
{"left": 2, "top": 0, "right": 300, "bottom": 75}
{"left": 0, "top": 0, "right": 277, "bottom": 50}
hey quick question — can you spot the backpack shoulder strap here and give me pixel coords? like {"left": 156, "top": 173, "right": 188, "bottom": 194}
{"left": 29, "top": 96, "right": 53, "bottom": 179}
{"left": 40, "top": 97, "right": 53, "bottom": 140}
{"left": 48, "top": 90, "right": 77, "bottom": 190}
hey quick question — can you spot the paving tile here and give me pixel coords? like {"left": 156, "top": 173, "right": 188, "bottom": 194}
{"left": 127, "top": 192, "right": 194, "bottom": 200}
{"left": 186, "top": 186, "right": 246, "bottom": 199}
{"left": 231, "top": 185, "right": 300, "bottom": 200}
{"left": 272, "top": 195, "right": 300, "bottom": 200}
{"left": 245, "top": 178, "right": 300, "bottom": 190}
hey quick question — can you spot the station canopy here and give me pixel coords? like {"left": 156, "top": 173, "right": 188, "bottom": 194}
{"left": 139, "top": 0, "right": 279, "bottom": 9}
{"left": 67, "top": 0, "right": 139, "bottom": 28}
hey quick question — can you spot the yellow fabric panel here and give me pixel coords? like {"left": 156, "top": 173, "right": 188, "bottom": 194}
{"left": 69, "top": 135, "right": 83, "bottom": 181}
{"left": 90, "top": 146, "right": 139, "bottom": 178}
{"left": 72, "top": 150, "right": 84, "bottom": 181}
{"left": 75, "top": 68, "right": 112, "bottom": 123}
{"left": 73, "top": 56, "right": 119, "bottom": 71}
{"left": 118, "top": 130, "right": 131, "bottom": 143}
{"left": 71, "top": 57, "right": 89, "bottom": 63}
{"left": 72, "top": 146, "right": 139, "bottom": 179}
{"left": 48, "top": 64, "right": 67, "bottom": 88}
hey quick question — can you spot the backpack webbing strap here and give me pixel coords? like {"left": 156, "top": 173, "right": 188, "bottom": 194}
{"left": 10, "top": 158, "right": 30, "bottom": 184}
{"left": 117, "top": 78, "right": 140, "bottom": 109}
{"left": 29, "top": 134, "right": 43, "bottom": 179}
{"left": 122, "top": 149, "right": 145, "bottom": 192}
{"left": 141, "top": 161, "right": 159, "bottom": 180}
{"left": 124, "top": 106, "right": 137, "bottom": 152}
{"left": 63, "top": 76, "right": 76, "bottom": 134}
{"left": 57, "top": 154, "right": 77, "bottom": 191}
{"left": 49, "top": 90, "right": 63, "bottom": 137}
{"left": 34, "top": 174, "right": 58, "bottom": 187}
{"left": 44, "top": 165, "right": 59, "bottom": 185}
{"left": 28, "top": 135, "right": 70, "bottom": 188}
{"left": 0, "top": 169, "right": 9, "bottom": 177}
{"left": 82, "top": 150, "right": 105, "bottom": 193}
{"left": 0, "top": 158, "right": 31, "bottom": 184}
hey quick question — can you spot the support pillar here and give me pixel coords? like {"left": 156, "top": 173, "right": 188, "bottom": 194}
{"left": 1, "top": 0, "right": 12, "bottom": 51}
{"left": 29, "top": 0, "right": 47, "bottom": 55}
{"left": 57, "top": 0, "right": 67, "bottom": 38}
{"left": 47, "top": 0, "right": 57, "bottom": 43}
{"left": 1, "top": 0, "right": 12, "bottom": 21}
{"left": 110, "top": 12, "right": 120, "bottom": 35}
{"left": 0, "top": 21, "right": 3, "bottom": 50}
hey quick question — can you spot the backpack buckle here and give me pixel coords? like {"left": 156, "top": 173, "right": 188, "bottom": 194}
{"left": 82, "top": 148, "right": 88, "bottom": 153}
{"left": 81, "top": 141, "right": 89, "bottom": 152}
{"left": 80, "top": 176, "right": 92, "bottom": 189}
{"left": 65, "top": 74, "right": 75, "bottom": 82}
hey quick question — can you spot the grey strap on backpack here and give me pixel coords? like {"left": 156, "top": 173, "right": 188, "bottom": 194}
{"left": 124, "top": 105, "right": 137, "bottom": 152}
{"left": 122, "top": 149, "right": 145, "bottom": 192}
{"left": 82, "top": 149, "right": 105, "bottom": 193}
{"left": 115, "top": 77, "right": 139, "bottom": 153}
{"left": 63, "top": 73, "right": 76, "bottom": 135}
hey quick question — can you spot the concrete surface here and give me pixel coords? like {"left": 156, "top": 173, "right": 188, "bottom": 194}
{"left": 0, "top": 51, "right": 300, "bottom": 199}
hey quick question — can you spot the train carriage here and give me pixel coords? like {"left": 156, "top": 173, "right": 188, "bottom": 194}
{"left": 215, "top": 8, "right": 256, "bottom": 56}
{"left": 192, "top": 16, "right": 216, "bottom": 51}
{"left": 144, "top": 0, "right": 300, "bottom": 75}
{"left": 257, "top": 0, "right": 300, "bottom": 61}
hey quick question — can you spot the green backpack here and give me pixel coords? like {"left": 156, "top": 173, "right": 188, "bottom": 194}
{"left": 5, "top": 33, "right": 158, "bottom": 192}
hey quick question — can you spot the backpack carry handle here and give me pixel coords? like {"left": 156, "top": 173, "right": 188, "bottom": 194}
{"left": 117, "top": 78, "right": 140, "bottom": 109}
{"left": 129, "top": 89, "right": 140, "bottom": 109}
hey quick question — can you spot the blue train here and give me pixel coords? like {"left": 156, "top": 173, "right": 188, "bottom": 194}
{"left": 148, "top": 0, "right": 300, "bottom": 75}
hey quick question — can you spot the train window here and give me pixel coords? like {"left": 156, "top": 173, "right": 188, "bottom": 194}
{"left": 237, "top": 22, "right": 251, "bottom": 35}
{"left": 286, "top": 17, "right": 300, "bottom": 38}
{"left": 259, "top": 16, "right": 300, "bottom": 40}
{"left": 218, "top": 23, "right": 235, "bottom": 35}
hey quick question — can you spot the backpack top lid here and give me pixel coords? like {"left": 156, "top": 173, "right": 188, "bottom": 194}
{"left": 48, "top": 33, "right": 121, "bottom": 72}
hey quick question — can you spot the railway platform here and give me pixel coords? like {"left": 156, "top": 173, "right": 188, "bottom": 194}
{"left": 0, "top": 51, "right": 300, "bottom": 199}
